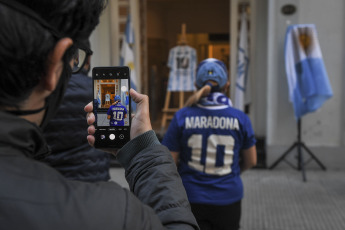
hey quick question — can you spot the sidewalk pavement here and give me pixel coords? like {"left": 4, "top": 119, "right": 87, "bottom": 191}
{"left": 110, "top": 167, "right": 345, "bottom": 230}
{"left": 241, "top": 168, "right": 345, "bottom": 230}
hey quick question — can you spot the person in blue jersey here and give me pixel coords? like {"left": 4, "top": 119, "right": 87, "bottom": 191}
{"left": 107, "top": 94, "right": 127, "bottom": 126}
{"left": 162, "top": 58, "right": 257, "bottom": 230}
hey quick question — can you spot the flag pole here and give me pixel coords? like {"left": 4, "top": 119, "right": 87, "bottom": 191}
{"left": 270, "top": 24, "right": 330, "bottom": 182}
{"left": 269, "top": 118, "right": 326, "bottom": 182}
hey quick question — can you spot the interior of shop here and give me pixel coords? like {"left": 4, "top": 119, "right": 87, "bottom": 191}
{"left": 146, "top": 0, "right": 231, "bottom": 128}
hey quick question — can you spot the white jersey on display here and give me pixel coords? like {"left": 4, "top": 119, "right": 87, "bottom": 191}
{"left": 167, "top": 45, "right": 197, "bottom": 91}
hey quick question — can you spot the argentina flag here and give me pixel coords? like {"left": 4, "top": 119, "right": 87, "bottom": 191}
{"left": 97, "top": 89, "right": 101, "bottom": 107}
{"left": 234, "top": 11, "right": 249, "bottom": 111}
{"left": 285, "top": 24, "right": 333, "bottom": 119}
{"left": 120, "top": 14, "right": 137, "bottom": 112}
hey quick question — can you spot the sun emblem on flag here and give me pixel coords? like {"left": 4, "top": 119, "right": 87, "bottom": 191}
{"left": 298, "top": 28, "right": 313, "bottom": 53}
{"left": 299, "top": 34, "right": 311, "bottom": 50}
{"left": 127, "top": 62, "right": 135, "bottom": 70}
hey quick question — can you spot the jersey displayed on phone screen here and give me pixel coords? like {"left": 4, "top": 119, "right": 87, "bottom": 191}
{"left": 92, "top": 66, "right": 131, "bottom": 148}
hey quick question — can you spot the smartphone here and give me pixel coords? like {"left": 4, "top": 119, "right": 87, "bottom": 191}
{"left": 92, "top": 66, "right": 131, "bottom": 149}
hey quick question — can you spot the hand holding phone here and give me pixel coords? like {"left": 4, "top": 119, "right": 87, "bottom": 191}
{"left": 92, "top": 66, "right": 131, "bottom": 149}
{"left": 126, "top": 89, "right": 152, "bottom": 140}
{"left": 85, "top": 89, "right": 153, "bottom": 150}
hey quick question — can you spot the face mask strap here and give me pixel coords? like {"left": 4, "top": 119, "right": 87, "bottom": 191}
{"left": 5, "top": 104, "right": 47, "bottom": 116}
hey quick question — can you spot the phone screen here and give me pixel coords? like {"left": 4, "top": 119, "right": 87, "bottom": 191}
{"left": 92, "top": 66, "right": 131, "bottom": 149}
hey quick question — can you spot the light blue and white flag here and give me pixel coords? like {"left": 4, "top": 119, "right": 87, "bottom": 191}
{"left": 234, "top": 11, "right": 250, "bottom": 111}
{"left": 97, "top": 89, "right": 101, "bottom": 107}
{"left": 120, "top": 14, "right": 137, "bottom": 112}
{"left": 285, "top": 24, "right": 333, "bottom": 120}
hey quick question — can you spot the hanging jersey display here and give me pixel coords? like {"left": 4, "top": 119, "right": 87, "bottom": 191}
{"left": 167, "top": 45, "right": 197, "bottom": 91}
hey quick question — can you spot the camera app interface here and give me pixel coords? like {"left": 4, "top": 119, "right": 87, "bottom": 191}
{"left": 93, "top": 78, "right": 130, "bottom": 127}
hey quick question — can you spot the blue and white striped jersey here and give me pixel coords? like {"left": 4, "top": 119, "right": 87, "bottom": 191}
{"left": 105, "top": 94, "right": 110, "bottom": 101}
{"left": 167, "top": 45, "right": 197, "bottom": 91}
{"left": 162, "top": 102, "right": 256, "bottom": 205}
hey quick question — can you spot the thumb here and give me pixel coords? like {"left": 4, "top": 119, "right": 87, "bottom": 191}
{"left": 130, "top": 88, "right": 143, "bottom": 104}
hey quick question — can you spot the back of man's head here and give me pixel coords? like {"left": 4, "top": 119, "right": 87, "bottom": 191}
{"left": 0, "top": 0, "right": 107, "bottom": 109}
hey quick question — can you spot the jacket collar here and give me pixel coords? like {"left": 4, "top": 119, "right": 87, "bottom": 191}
{"left": 0, "top": 110, "right": 50, "bottom": 159}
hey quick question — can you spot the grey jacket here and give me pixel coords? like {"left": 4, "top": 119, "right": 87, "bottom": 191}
{"left": 0, "top": 111, "right": 199, "bottom": 230}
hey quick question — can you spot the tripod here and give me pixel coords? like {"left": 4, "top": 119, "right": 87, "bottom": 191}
{"left": 269, "top": 119, "right": 326, "bottom": 182}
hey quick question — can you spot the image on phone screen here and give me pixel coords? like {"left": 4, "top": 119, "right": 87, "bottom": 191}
{"left": 92, "top": 67, "right": 131, "bottom": 148}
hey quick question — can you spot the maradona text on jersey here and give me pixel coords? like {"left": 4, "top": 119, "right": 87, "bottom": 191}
{"left": 185, "top": 116, "right": 240, "bottom": 130}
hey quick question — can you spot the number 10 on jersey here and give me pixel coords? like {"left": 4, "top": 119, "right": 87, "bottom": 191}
{"left": 188, "top": 134, "right": 235, "bottom": 176}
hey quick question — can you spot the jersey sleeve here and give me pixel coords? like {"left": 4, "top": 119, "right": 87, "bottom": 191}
{"left": 161, "top": 113, "right": 182, "bottom": 152}
{"left": 191, "top": 48, "right": 197, "bottom": 69}
{"left": 242, "top": 114, "right": 256, "bottom": 149}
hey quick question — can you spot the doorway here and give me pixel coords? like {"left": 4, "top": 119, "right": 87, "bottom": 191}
{"left": 146, "top": 0, "right": 230, "bottom": 126}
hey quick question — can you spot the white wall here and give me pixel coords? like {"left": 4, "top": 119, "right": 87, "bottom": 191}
{"left": 266, "top": 0, "right": 344, "bottom": 147}
{"left": 264, "top": 0, "right": 345, "bottom": 169}
{"left": 252, "top": 0, "right": 268, "bottom": 138}
{"left": 298, "top": 0, "right": 345, "bottom": 146}
{"left": 89, "top": 5, "right": 112, "bottom": 69}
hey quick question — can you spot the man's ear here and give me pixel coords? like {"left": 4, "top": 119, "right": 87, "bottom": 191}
{"left": 44, "top": 38, "right": 73, "bottom": 91}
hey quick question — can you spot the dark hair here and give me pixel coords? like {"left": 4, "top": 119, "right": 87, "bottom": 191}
{"left": 0, "top": 0, "right": 107, "bottom": 108}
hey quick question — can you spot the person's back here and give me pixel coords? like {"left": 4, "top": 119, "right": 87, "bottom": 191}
{"left": 107, "top": 95, "right": 127, "bottom": 126}
{"left": 164, "top": 104, "right": 253, "bottom": 205}
{"left": 162, "top": 58, "right": 256, "bottom": 230}
{"left": 0, "top": 1, "right": 198, "bottom": 229}
{"left": 107, "top": 103, "right": 127, "bottom": 126}
{"left": 42, "top": 61, "right": 111, "bottom": 182}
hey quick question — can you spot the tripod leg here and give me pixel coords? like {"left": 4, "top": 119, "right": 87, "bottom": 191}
{"left": 269, "top": 143, "right": 298, "bottom": 169}
{"left": 301, "top": 143, "right": 327, "bottom": 170}
{"left": 297, "top": 143, "right": 307, "bottom": 182}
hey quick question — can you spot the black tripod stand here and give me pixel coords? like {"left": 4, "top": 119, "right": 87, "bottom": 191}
{"left": 269, "top": 119, "right": 326, "bottom": 182}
